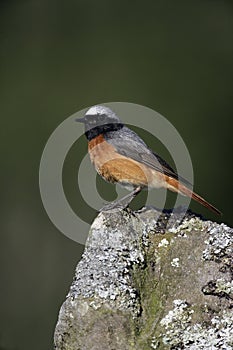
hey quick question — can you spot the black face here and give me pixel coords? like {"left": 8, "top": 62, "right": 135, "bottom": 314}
{"left": 77, "top": 113, "right": 124, "bottom": 141}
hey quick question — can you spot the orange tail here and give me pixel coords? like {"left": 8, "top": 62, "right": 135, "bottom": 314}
{"left": 165, "top": 176, "right": 222, "bottom": 216}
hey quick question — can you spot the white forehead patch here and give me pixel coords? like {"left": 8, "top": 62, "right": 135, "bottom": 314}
{"left": 85, "top": 105, "right": 112, "bottom": 116}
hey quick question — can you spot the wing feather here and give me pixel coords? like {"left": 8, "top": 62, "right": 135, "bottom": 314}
{"left": 105, "top": 127, "right": 192, "bottom": 187}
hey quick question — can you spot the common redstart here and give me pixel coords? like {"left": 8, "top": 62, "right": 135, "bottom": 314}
{"left": 76, "top": 105, "right": 221, "bottom": 215}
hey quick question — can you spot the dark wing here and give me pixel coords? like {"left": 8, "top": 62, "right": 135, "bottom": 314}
{"left": 152, "top": 152, "right": 192, "bottom": 186}
{"left": 105, "top": 126, "right": 192, "bottom": 187}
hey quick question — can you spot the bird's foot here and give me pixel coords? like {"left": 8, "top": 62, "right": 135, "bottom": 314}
{"left": 99, "top": 186, "right": 142, "bottom": 212}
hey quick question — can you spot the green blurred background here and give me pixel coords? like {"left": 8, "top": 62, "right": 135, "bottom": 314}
{"left": 1, "top": 1, "right": 233, "bottom": 349}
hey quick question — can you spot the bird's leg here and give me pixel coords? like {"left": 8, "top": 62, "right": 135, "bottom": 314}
{"left": 100, "top": 186, "right": 142, "bottom": 212}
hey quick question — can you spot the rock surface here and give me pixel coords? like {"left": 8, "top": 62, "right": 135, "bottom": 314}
{"left": 54, "top": 208, "right": 233, "bottom": 350}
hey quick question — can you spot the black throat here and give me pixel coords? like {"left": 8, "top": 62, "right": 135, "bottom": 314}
{"left": 85, "top": 123, "right": 124, "bottom": 141}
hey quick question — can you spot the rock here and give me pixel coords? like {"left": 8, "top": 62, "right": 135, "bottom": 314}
{"left": 54, "top": 208, "right": 233, "bottom": 350}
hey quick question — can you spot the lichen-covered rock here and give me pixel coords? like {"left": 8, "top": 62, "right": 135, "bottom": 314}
{"left": 54, "top": 208, "right": 233, "bottom": 350}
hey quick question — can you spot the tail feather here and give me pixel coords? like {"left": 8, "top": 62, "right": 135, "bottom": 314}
{"left": 165, "top": 176, "right": 222, "bottom": 216}
{"left": 190, "top": 190, "right": 221, "bottom": 216}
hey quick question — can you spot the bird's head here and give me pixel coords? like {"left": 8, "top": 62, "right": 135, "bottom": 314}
{"left": 76, "top": 105, "right": 123, "bottom": 140}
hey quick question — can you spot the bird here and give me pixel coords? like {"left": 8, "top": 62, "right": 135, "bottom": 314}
{"left": 76, "top": 105, "right": 221, "bottom": 215}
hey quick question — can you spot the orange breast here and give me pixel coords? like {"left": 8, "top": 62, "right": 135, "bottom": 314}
{"left": 88, "top": 134, "right": 105, "bottom": 150}
{"left": 88, "top": 135, "right": 151, "bottom": 186}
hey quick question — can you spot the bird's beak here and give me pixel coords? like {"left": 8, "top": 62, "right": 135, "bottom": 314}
{"left": 75, "top": 117, "right": 85, "bottom": 123}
